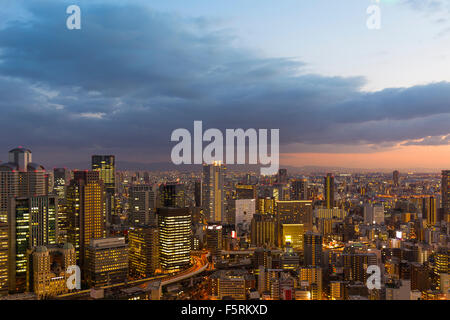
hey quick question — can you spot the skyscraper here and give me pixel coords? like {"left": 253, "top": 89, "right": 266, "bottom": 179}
{"left": 291, "top": 179, "right": 308, "bottom": 201}
{"left": 157, "top": 207, "right": 191, "bottom": 272}
{"left": 303, "top": 231, "right": 323, "bottom": 267}
{"left": 393, "top": 170, "right": 400, "bottom": 186}
{"left": 0, "top": 147, "right": 48, "bottom": 294}
{"left": 129, "top": 225, "right": 159, "bottom": 277}
{"left": 441, "top": 170, "right": 450, "bottom": 223}
{"left": 324, "top": 173, "right": 334, "bottom": 209}
{"left": 202, "top": 162, "right": 226, "bottom": 223}
{"left": 250, "top": 214, "right": 276, "bottom": 247}
{"left": 0, "top": 223, "right": 7, "bottom": 295}
{"left": 92, "top": 155, "right": 116, "bottom": 221}
{"left": 66, "top": 171, "right": 106, "bottom": 269}
{"left": 422, "top": 196, "right": 437, "bottom": 227}
{"left": 8, "top": 195, "right": 58, "bottom": 293}
{"left": 277, "top": 169, "right": 288, "bottom": 184}
{"left": 0, "top": 147, "right": 46, "bottom": 223}
{"left": 206, "top": 224, "right": 223, "bottom": 253}
{"left": 159, "top": 183, "right": 185, "bottom": 208}
{"left": 128, "top": 185, "right": 156, "bottom": 226}
{"left": 194, "top": 180, "right": 202, "bottom": 207}
{"left": 53, "top": 168, "right": 70, "bottom": 198}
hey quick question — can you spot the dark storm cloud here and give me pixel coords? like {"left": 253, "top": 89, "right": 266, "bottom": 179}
{"left": 0, "top": 0, "right": 450, "bottom": 164}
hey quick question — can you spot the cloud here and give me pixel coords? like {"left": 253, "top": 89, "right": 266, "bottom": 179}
{"left": 0, "top": 0, "right": 449, "bottom": 166}
{"left": 401, "top": 135, "right": 450, "bottom": 146}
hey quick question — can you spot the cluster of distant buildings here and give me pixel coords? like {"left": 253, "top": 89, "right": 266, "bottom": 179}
{"left": 0, "top": 147, "right": 448, "bottom": 300}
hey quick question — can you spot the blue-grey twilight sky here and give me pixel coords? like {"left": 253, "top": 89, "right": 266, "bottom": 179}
{"left": 1, "top": 0, "right": 450, "bottom": 168}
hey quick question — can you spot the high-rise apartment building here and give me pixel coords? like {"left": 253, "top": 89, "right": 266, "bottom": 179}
{"left": 299, "top": 266, "right": 322, "bottom": 300}
{"left": 303, "top": 232, "right": 323, "bottom": 267}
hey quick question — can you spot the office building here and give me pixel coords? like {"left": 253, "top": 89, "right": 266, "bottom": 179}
{"left": 206, "top": 224, "right": 223, "bottom": 252}
{"left": 8, "top": 195, "right": 58, "bottom": 293}
{"left": 129, "top": 185, "right": 156, "bottom": 226}
{"left": 129, "top": 225, "right": 159, "bottom": 277}
{"left": 66, "top": 171, "right": 106, "bottom": 268}
{"left": 276, "top": 200, "right": 313, "bottom": 246}
{"left": 157, "top": 208, "right": 191, "bottom": 272}
{"left": 92, "top": 155, "right": 116, "bottom": 221}
{"left": 281, "top": 224, "right": 304, "bottom": 249}
{"left": 0, "top": 223, "right": 7, "bottom": 295}
{"left": 28, "top": 243, "right": 76, "bottom": 299}
{"left": 159, "top": 183, "right": 185, "bottom": 208}
{"left": 0, "top": 147, "right": 46, "bottom": 223}
{"left": 86, "top": 237, "right": 128, "bottom": 288}
{"left": 53, "top": 168, "right": 70, "bottom": 198}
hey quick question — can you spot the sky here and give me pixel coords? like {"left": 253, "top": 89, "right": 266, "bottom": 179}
{"left": 1, "top": 0, "right": 450, "bottom": 170}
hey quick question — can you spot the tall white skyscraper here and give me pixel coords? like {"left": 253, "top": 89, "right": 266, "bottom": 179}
{"left": 202, "top": 162, "right": 226, "bottom": 223}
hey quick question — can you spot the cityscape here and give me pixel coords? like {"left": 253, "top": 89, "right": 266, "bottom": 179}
{"left": 0, "top": 147, "right": 448, "bottom": 301}
{"left": 1, "top": 0, "right": 450, "bottom": 306}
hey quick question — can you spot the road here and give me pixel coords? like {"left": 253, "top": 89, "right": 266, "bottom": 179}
{"left": 57, "top": 251, "right": 210, "bottom": 299}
